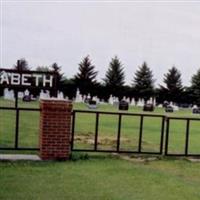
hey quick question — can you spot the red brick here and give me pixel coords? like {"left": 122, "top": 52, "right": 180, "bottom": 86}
{"left": 39, "top": 100, "right": 72, "bottom": 160}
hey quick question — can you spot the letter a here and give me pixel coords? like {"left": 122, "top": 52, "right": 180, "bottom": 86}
{"left": 0, "top": 71, "right": 9, "bottom": 85}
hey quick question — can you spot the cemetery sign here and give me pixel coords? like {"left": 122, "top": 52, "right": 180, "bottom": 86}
{"left": 0, "top": 68, "right": 58, "bottom": 90}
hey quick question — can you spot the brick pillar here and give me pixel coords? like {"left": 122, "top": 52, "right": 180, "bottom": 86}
{"left": 39, "top": 99, "right": 72, "bottom": 160}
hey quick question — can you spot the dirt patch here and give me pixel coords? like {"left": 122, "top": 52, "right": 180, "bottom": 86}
{"left": 75, "top": 133, "right": 133, "bottom": 146}
{"left": 74, "top": 132, "right": 155, "bottom": 150}
{"left": 112, "top": 153, "right": 160, "bottom": 163}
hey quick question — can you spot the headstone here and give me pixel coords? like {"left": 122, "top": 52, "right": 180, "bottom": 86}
{"left": 23, "top": 89, "right": 31, "bottom": 102}
{"left": 172, "top": 105, "right": 179, "bottom": 111}
{"left": 192, "top": 105, "right": 198, "bottom": 109}
{"left": 137, "top": 98, "right": 145, "bottom": 107}
{"left": 93, "top": 96, "right": 100, "bottom": 104}
{"left": 192, "top": 105, "right": 200, "bottom": 114}
{"left": 39, "top": 90, "right": 45, "bottom": 99}
{"left": 163, "top": 101, "right": 169, "bottom": 108}
{"left": 130, "top": 98, "right": 135, "bottom": 106}
{"left": 125, "top": 97, "right": 129, "bottom": 103}
{"left": 108, "top": 95, "right": 114, "bottom": 104}
{"left": 148, "top": 97, "right": 153, "bottom": 104}
{"left": 3, "top": 88, "right": 8, "bottom": 99}
{"left": 23, "top": 95, "right": 31, "bottom": 102}
{"left": 119, "top": 100, "right": 129, "bottom": 111}
{"left": 39, "top": 90, "right": 50, "bottom": 99}
{"left": 75, "top": 89, "right": 82, "bottom": 103}
{"left": 148, "top": 97, "right": 156, "bottom": 106}
{"left": 143, "top": 103, "right": 154, "bottom": 112}
{"left": 57, "top": 91, "right": 64, "bottom": 99}
{"left": 83, "top": 95, "right": 87, "bottom": 102}
{"left": 46, "top": 91, "right": 50, "bottom": 98}
{"left": 84, "top": 97, "right": 90, "bottom": 104}
{"left": 18, "top": 92, "right": 24, "bottom": 98}
{"left": 165, "top": 105, "right": 174, "bottom": 112}
{"left": 24, "top": 89, "right": 30, "bottom": 96}
{"left": 4, "top": 88, "right": 15, "bottom": 100}
{"left": 153, "top": 98, "right": 156, "bottom": 106}
{"left": 87, "top": 100, "right": 97, "bottom": 109}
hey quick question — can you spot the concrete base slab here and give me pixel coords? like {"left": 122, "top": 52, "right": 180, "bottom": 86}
{"left": 0, "top": 154, "right": 41, "bottom": 161}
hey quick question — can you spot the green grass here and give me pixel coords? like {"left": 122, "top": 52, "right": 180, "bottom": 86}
{"left": 1, "top": 99, "right": 200, "bottom": 154}
{"left": 1, "top": 156, "right": 200, "bottom": 200}
{"left": 1, "top": 99, "right": 200, "bottom": 199}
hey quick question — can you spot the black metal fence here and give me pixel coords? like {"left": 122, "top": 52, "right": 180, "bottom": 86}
{"left": 0, "top": 96, "right": 40, "bottom": 151}
{"left": 1, "top": 104, "right": 200, "bottom": 157}
{"left": 71, "top": 110, "right": 166, "bottom": 155}
{"left": 71, "top": 110, "right": 200, "bottom": 156}
{"left": 165, "top": 117, "right": 200, "bottom": 156}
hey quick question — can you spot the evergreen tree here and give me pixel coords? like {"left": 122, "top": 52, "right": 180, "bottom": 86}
{"left": 50, "top": 63, "right": 64, "bottom": 95}
{"left": 104, "top": 56, "right": 125, "bottom": 99}
{"left": 133, "top": 62, "right": 155, "bottom": 102}
{"left": 163, "top": 66, "right": 183, "bottom": 91}
{"left": 11, "top": 59, "right": 30, "bottom": 95}
{"left": 36, "top": 66, "right": 50, "bottom": 72}
{"left": 191, "top": 69, "right": 200, "bottom": 105}
{"left": 160, "top": 66, "right": 183, "bottom": 103}
{"left": 74, "top": 56, "right": 98, "bottom": 96}
{"left": 61, "top": 78, "right": 77, "bottom": 100}
{"left": 95, "top": 83, "right": 110, "bottom": 101}
{"left": 50, "top": 62, "right": 63, "bottom": 82}
{"left": 13, "top": 58, "right": 30, "bottom": 71}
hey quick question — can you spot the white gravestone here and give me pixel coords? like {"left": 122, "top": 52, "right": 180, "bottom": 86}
{"left": 75, "top": 89, "right": 82, "bottom": 103}
{"left": 4, "top": 88, "right": 15, "bottom": 100}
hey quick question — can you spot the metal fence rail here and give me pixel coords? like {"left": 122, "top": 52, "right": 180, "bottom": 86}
{"left": 71, "top": 110, "right": 166, "bottom": 155}
{"left": 165, "top": 117, "right": 200, "bottom": 156}
{"left": 1, "top": 105, "right": 200, "bottom": 157}
{"left": 0, "top": 106, "right": 40, "bottom": 151}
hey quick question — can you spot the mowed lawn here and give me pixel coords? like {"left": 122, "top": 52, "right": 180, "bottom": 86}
{"left": 1, "top": 156, "right": 200, "bottom": 200}
{"left": 1, "top": 99, "right": 200, "bottom": 154}
{"left": 1, "top": 99, "right": 200, "bottom": 199}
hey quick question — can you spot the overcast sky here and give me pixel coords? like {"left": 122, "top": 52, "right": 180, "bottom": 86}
{"left": 1, "top": 1, "right": 200, "bottom": 86}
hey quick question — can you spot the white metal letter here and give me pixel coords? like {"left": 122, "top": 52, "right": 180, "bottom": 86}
{"left": 11, "top": 73, "right": 20, "bottom": 85}
{"left": 0, "top": 71, "right": 9, "bottom": 84}
{"left": 32, "top": 74, "right": 42, "bottom": 86}
{"left": 22, "top": 74, "right": 31, "bottom": 86}
{"left": 43, "top": 75, "right": 53, "bottom": 87}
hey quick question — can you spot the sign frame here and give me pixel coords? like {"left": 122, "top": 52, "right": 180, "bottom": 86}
{"left": 0, "top": 68, "right": 58, "bottom": 92}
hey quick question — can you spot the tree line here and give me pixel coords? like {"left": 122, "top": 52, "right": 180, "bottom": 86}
{"left": 2, "top": 56, "right": 200, "bottom": 106}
